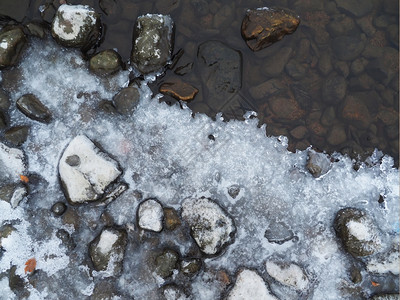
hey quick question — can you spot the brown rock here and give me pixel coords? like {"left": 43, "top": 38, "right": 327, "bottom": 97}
{"left": 327, "top": 125, "right": 347, "bottom": 145}
{"left": 290, "top": 126, "right": 308, "bottom": 139}
{"left": 160, "top": 80, "right": 199, "bottom": 101}
{"left": 269, "top": 92, "right": 305, "bottom": 121}
{"left": 377, "top": 108, "right": 398, "bottom": 125}
{"left": 241, "top": 8, "right": 300, "bottom": 51}
{"left": 163, "top": 207, "right": 181, "bottom": 230}
{"left": 341, "top": 95, "right": 371, "bottom": 129}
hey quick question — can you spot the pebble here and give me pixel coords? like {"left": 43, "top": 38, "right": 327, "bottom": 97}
{"left": 160, "top": 80, "right": 199, "bottom": 101}
{"left": 16, "top": 94, "right": 52, "bottom": 123}
{"left": 137, "top": 198, "right": 164, "bottom": 232}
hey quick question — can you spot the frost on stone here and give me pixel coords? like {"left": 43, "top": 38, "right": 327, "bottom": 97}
{"left": 265, "top": 261, "right": 309, "bottom": 291}
{"left": 306, "top": 150, "right": 331, "bottom": 178}
{"left": 367, "top": 248, "right": 399, "bottom": 275}
{"left": 227, "top": 269, "right": 278, "bottom": 300}
{"left": 59, "top": 135, "right": 122, "bottom": 204}
{"left": 137, "top": 198, "right": 164, "bottom": 232}
{"left": 181, "top": 197, "right": 235, "bottom": 255}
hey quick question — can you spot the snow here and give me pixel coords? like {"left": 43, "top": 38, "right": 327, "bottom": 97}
{"left": 138, "top": 199, "right": 164, "bottom": 232}
{"left": 347, "top": 220, "right": 372, "bottom": 241}
{"left": 97, "top": 229, "right": 119, "bottom": 254}
{"left": 265, "top": 261, "right": 309, "bottom": 291}
{"left": 0, "top": 142, "right": 26, "bottom": 183}
{"left": 0, "top": 41, "right": 8, "bottom": 49}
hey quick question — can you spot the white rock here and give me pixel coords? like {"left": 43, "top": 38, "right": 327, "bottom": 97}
{"left": 138, "top": 199, "right": 163, "bottom": 232}
{"left": 181, "top": 197, "right": 235, "bottom": 255}
{"left": 0, "top": 142, "right": 26, "bottom": 183}
{"left": 227, "top": 269, "right": 278, "bottom": 300}
{"left": 59, "top": 135, "right": 121, "bottom": 204}
{"left": 265, "top": 261, "right": 309, "bottom": 291}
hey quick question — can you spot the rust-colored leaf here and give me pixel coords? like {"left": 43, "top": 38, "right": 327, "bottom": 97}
{"left": 20, "top": 175, "right": 29, "bottom": 183}
{"left": 24, "top": 258, "right": 36, "bottom": 274}
{"left": 371, "top": 280, "right": 380, "bottom": 287}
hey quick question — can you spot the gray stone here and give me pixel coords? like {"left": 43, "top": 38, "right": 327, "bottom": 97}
{"left": 4, "top": 126, "right": 29, "bottom": 146}
{"left": 131, "top": 14, "right": 174, "bottom": 74}
{"left": 332, "top": 36, "right": 365, "bottom": 61}
{"left": 334, "top": 208, "right": 382, "bottom": 257}
{"left": 99, "top": 0, "right": 121, "bottom": 16}
{"left": 0, "top": 89, "right": 10, "bottom": 111}
{"left": 137, "top": 199, "right": 164, "bottom": 232}
{"left": 174, "top": 62, "right": 193, "bottom": 76}
{"left": 335, "top": 0, "right": 373, "bottom": 17}
{"left": 306, "top": 150, "right": 331, "bottom": 178}
{"left": 56, "top": 229, "right": 76, "bottom": 251}
{"left": 0, "top": 26, "right": 27, "bottom": 69}
{"left": 227, "top": 185, "right": 240, "bottom": 199}
{"left": 265, "top": 221, "right": 295, "bottom": 244}
{"left": 154, "top": 249, "right": 179, "bottom": 278}
{"left": 51, "top": 202, "right": 67, "bottom": 216}
{"left": 25, "top": 22, "right": 46, "bottom": 39}
{"left": 0, "top": 112, "right": 7, "bottom": 129}
{"left": 0, "top": 0, "right": 29, "bottom": 23}
{"left": 322, "top": 73, "right": 347, "bottom": 104}
{"left": 113, "top": 86, "right": 140, "bottom": 115}
{"left": 90, "top": 50, "right": 122, "bottom": 76}
{"left": 91, "top": 281, "right": 119, "bottom": 300}
{"left": 262, "top": 47, "right": 292, "bottom": 77}
{"left": 52, "top": 4, "right": 101, "bottom": 50}
{"left": 349, "top": 265, "right": 362, "bottom": 283}
{"left": 16, "top": 94, "right": 52, "bottom": 123}
{"left": 89, "top": 227, "right": 127, "bottom": 275}
{"left": 181, "top": 197, "right": 235, "bottom": 255}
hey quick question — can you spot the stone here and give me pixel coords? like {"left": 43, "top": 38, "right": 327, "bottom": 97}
{"left": 317, "top": 52, "right": 333, "bottom": 76}
{"left": 174, "top": 62, "right": 193, "bottom": 75}
{"left": 99, "top": 0, "right": 121, "bottom": 16}
{"left": 181, "top": 197, "right": 235, "bottom": 255}
{"left": 89, "top": 227, "right": 127, "bottom": 275}
{"left": 332, "top": 36, "right": 365, "bottom": 61}
{"left": 333, "top": 208, "right": 382, "bottom": 257}
{"left": 164, "top": 207, "right": 181, "bottom": 230}
{"left": 113, "top": 86, "right": 140, "bottom": 115}
{"left": 89, "top": 49, "right": 122, "bottom": 76}
{"left": 0, "top": 112, "right": 7, "bottom": 129}
{"left": 0, "top": 89, "right": 10, "bottom": 111}
{"left": 227, "top": 269, "right": 278, "bottom": 300}
{"left": 0, "top": 26, "right": 27, "bottom": 69}
{"left": 261, "top": 47, "right": 293, "bottom": 77}
{"left": 160, "top": 80, "right": 199, "bottom": 101}
{"left": 131, "top": 14, "right": 174, "bottom": 74}
{"left": 0, "top": 0, "right": 29, "bottom": 23}
{"left": 387, "top": 24, "right": 398, "bottom": 48}
{"left": 180, "top": 258, "right": 201, "bottom": 276}
{"left": 285, "top": 59, "right": 307, "bottom": 80}
{"left": 356, "top": 16, "right": 376, "bottom": 37}
{"left": 154, "top": 249, "right": 179, "bottom": 278}
{"left": 327, "top": 125, "right": 347, "bottom": 146}
{"left": 25, "top": 22, "right": 46, "bottom": 39}
{"left": 335, "top": 0, "right": 373, "bottom": 17}
{"left": 56, "top": 229, "right": 76, "bottom": 251}
{"left": 320, "top": 106, "right": 336, "bottom": 127}
{"left": 268, "top": 92, "right": 305, "bottom": 121}
{"left": 366, "top": 247, "right": 399, "bottom": 275}
{"left": 91, "top": 281, "right": 119, "bottom": 300}
{"left": 322, "top": 73, "right": 347, "bottom": 104}
{"left": 341, "top": 95, "right": 371, "bottom": 129}
{"left": 241, "top": 8, "right": 300, "bottom": 51}
{"left": 265, "top": 221, "right": 295, "bottom": 244}
{"left": 16, "top": 94, "right": 52, "bottom": 123}
{"left": 59, "top": 135, "right": 122, "bottom": 204}
{"left": 227, "top": 185, "right": 240, "bottom": 199}
{"left": 137, "top": 199, "right": 164, "bottom": 232}
{"left": 52, "top": 4, "right": 101, "bottom": 50}
{"left": 366, "top": 47, "right": 399, "bottom": 85}
{"left": 350, "top": 57, "right": 368, "bottom": 76}
{"left": 349, "top": 265, "right": 362, "bottom": 283}
{"left": 51, "top": 202, "right": 67, "bottom": 216}
{"left": 377, "top": 108, "right": 398, "bottom": 126}
{"left": 265, "top": 261, "right": 309, "bottom": 291}
{"left": 4, "top": 126, "right": 30, "bottom": 146}
{"left": 249, "top": 79, "right": 285, "bottom": 100}
{"left": 306, "top": 150, "right": 331, "bottom": 178}
{"left": 290, "top": 126, "right": 308, "bottom": 140}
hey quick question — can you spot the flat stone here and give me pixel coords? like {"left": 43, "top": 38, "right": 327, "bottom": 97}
{"left": 0, "top": 26, "right": 27, "bottom": 69}
{"left": 59, "top": 135, "right": 121, "bottom": 204}
{"left": 131, "top": 14, "right": 174, "bottom": 74}
{"left": 113, "top": 86, "right": 140, "bottom": 115}
{"left": 241, "top": 7, "right": 300, "bottom": 51}
{"left": 265, "top": 221, "right": 295, "bottom": 244}
{"left": 160, "top": 80, "right": 199, "bottom": 101}
{"left": 332, "top": 36, "right": 365, "bottom": 61}
{"left": 137, "top": 199, "right": 164, "bottom": 232}
{"left": 4, "top": 126, "right": 30, "bottom": 146}
{"left": 265, "top": 261, "right": 309, "bottom": 291}
{"left": 16, "top": 94, "right": 52, "bottom": 123}
{"left": 89, "top": 49, "right": 122, "bottom": 76}
{"left": 181, "top": 197, "right": 235, "bottom": 255}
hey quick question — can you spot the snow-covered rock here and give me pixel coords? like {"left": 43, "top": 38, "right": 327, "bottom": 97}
{"left": 181, "top": 197, "right": 235, "bottom": 255}
{"left": 265, "top": 261, "right": 309, "bottom": 291}
{"left": 59, "top": 135, "right": 121, "bottom": 204}
{"left": 137, "top": 198, "right": 164, "bottom": 232}
{"left": 367, "top": 248, "right": 399, "bottom": 275}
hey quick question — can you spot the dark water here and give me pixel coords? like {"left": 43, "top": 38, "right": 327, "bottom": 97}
{"left": 1, "top": 0, "right": 399, "bottom": 166}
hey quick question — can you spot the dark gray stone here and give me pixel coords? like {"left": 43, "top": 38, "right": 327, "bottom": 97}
{"left": 332, "top": 36, "right": 365, "bottom": 61}
{"left": 99, "top": 0, "right": 121, "bottom": 16}
{"left": 320, "top": 106, "right": 336, "bottom": 127}
{"left": 25, "top": 22, "right": 46, "bottom": 39}
{"left": 265, "top": 221, "right": 295, "bottom": 244}
{"left": 335, "top": 0, "right": 373, "bottom": 17}
{"left": 350, "top": 58, "right": 368, "bottom": 76}
{"left": 0, "top": 26, "right": 27, "bottom": 69}
{"left": 0, "top": 0, "right": 29, "bottom": 22}
{"left": 387, "top": 24, "right": 399, "bottom": 48}
{"left": 322, "top": 73, "right": 347, "bottom": 104}
{"left": 349, "top": 265, "right": 362, "bottom": 284}
{"left": 0, "top": 89, "right": 10, "bottom": 111}
{"left": 286, "top": 59, "right": 307, "bottom": 80}
{"left": 16, "top": 94, "right": 52, "bottom": 123}
{"left": 89, "top": 50, "right": 122, "bottom": 76}
{"left": 0, "top": 112, "right": 7, "bottom": 129}
{"left": 65, "top": 155, "right": 80, "bottom": 167}
{"left": 155, "top": 249, "right": 179, "bottom": 278}
{"left": 4, "top": 126, "right": 29, "bottom": 146}
{"left": 51, "top": 202, "right": 67, "bottom": 216}
{"left": 113, "top": 86, "right": 140, "bottom": 115}
{"left": 227, "top": 185, "right": 240, "bottom": 199}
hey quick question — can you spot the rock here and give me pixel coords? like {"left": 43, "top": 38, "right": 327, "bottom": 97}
{"left": 265, "top": 261, "right": 309, "bottom": 291}
{"left": 249, "top": 79, "right": 285, "bottom": 100}
{"left": 99, "top": 0, "right": 121, "bottom": 16}
{"left": 160, "top": 80, "right": 199, "bottom": 101}
{"left": 91, "top": 281, "right": 119, "bottom": 300}
{"left": 290, "top": 126, "right": 307, "bottom": 140}
{"left": 268, "top": 92, "right": 305, "bottom": 121}
{"left": 341, "top": 95, "right": 371, "bottom": 129}
{"left": 241, "top": 8, "right": 300, "bottom": 51}
{"left": 113, "top": 86, "right": 140, "bottom": 115}
{"left": 51, "top": 4, "right": 101, "bottom": 50}
{"left": 131, "top": 14, "right": 174, "bottom": 74}
{"left": 261, "top": 47, "right": 292, "bottom": 77}
{"left": 9, "top": 265, "right": 28, "bottom": 297}
{"left": 349, "top": 265, "right": 362, "bottom": 283}
{"left": 0, "top": 89, "right": 10, "bottom": 111}
{"left": 181, "top": 258, "right": 201, "bottom": 276}
{"left": 335, "top": 0, "right": 373, "bottom": 17}
{"left": 320, "top": 106, "right": 336, "bottom": 127}
{"left": 333, "top": 208, "right": 382, "bottom": 257}
{"left": 51, "top": 202, "right": 67, "bottom": 216}
{"left": 164, "top": 207, "right": 181, "bottom": 231}
{"left": 59, "top": 135, "right": 122, "bottom": 204}
{"left": 350, "top": 57, "right": 368, "bottom": 76}
{"left": 317, "top": 52, "right": 333, "bottom": 76}
{"left": 0, "top": 0, "right": 29, "bottom": 23}
{"left": 89, "top": 49, "right": 122, "bottom": 76}
{"left": 265, "top": 221, "right": 295, "bottom": 244}
{"left": 137, "top": 198, "right": 164, "bottom": 232}
{"left": 0, "top": 26, "right": 27, "bottom": 69}
{"left": 370, "top": 294, "right": 400, "bottom": 300}
{"left": 306, "top": 150, "right": 331, "bottom": 178}
{"left": 332, "top": 36, "right": 365, "bottom": 61}
{"left": 16, "top": 94, "right": 52, "bottom": 123}
{"left": 0, "top": 112, "right": 7, "bottom": 129}
{"left": 366, "top": 248, "right": 399, "bottom": 275}
{"left": 366, "top": 47, "right": 399, "bottom": 85}
{"left": 285, "top": 59, "right": 307, "bottom": 80}
{"left": 227, "top": 269, "right": 278, "bottom": 300}
{"left": 227, "top": 185, "right": 240, "bottom": 199}
{"left": 327, "top": 125, "right": 347, "bottom": 146}
{"left": 154, "top": 249, "right": 179, "bottom": 278}
{"left": 56, "top": 229, "right": 76, "bottom": 252}
{"left": 322, "top": 73, "right": 347, "bottom": 104}
{"left": 334, "top": 61, "right": 350, "bottom": 78}
{"left": 387, "top": 24, "right": 398, "bottom": 48}
{"left": 25, "top": 22, "right": 46, "bottom": 39}
{"left": 89, "top": 227, "right": 127, "bottom": 275}
{"left": 4, "top": 126, "right": 30, "bottom": 146}
{"left": 181, "top": 197, "right": 235, "bottom": 255}
{"left": 377, "top": 108, "right": 398, "bottom": 126}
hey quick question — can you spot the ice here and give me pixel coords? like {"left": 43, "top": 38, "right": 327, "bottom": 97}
{"left": 0, "top": 37, "right": 398, "bottom": 299}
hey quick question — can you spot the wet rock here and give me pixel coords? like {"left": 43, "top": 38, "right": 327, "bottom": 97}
{"left": 290, "top": 126, "right": 307, "bottom": 140}
{"left": 137, "top": 198, "right": 164, "bottom": 232}
{"left": 52, "top": 4, "right": 101, "bottom": 50}
{"left": 131, "top": 14, "right": 174, "bottom": 74}
{"left": 377, "top": 108, "right": 398, "bottom": 126}
{"left": 334, "top": 61, "right": 350, "bottom": 78}
{"left": 25, "top": 22, "right": 46, "bottom": 39}
{"left": 241, "top": 8, "right": 300, "bottom": 51}
{"left": 322, "top": 73, "right": 347, "bottom": 104}
{"left": 181, "top": 258, "right": 201, "bottom": 276}
{"left": 164, "top": 207, "right": 181, "bottom": 231}
{"left": 154, "top": 249, "right": 179, "bottom": 278}
{"left": 350, "top": 57, "right": 368, "bottom": 76}
{"left": 306, "top": 150, "right": 331, "bottom": 178}
{"left": 181, "top": 197, "right": 235, "bottom": 255}
{"left": 327, "top": 125, "right": 347, "bottom": 146}
{"left": 89, "top": 49, "right": 122, "bottom": 76}
{"left": 16, "top": 94, "right": 52, "bottom": 123}
{"left": 4, "top": 126, "right": 29, "bottom": 146}
{"left": 51, "top": 201, "right": 67, "bottom": 216}
{"left": 366, "top": 47, "right": 399, "bottom": 85}
{"left": 341, "top": 95, "right": 371, "bottom": 129}
{"left": 227, "top": 185, "right": 240, "bottom": 199}
{"left": 261, "top": 47, "right": 292, "bottom": 77}
{"left": 59, "top": 135, "right": 122, "bottom": 204}
{"left": 0, "top": 183, "right": 27, "bottom": 208}
{"left": 349, "top": 265, "right": 362, "bottom": 283}
{"left": 285, "top": 59, "right": 307, "bottom": 80}
{"left": 265, "top": 221, "right": 295, "bottom": 244}
{"left": 227, "top": 269, "right": 278, "bottom": 300}
{"left": 0, "top": 112, "right": 7, "bottom": 129}
{"left": 89, "top": 227, "right": 127, "bottom": 275}
{"left": 0, "top": 89, "right": 10, "bottom": 111}
{"left": 265, "top": 261, "right": 309, "bottom": 291}
{"left": 0, "top": 26, "right": 27, "bottom": 69}
{"left": 333, "top": 208, "right": 382, "bottom": 257}
{"left": 0, "top": 0, "right": 29, "bottom": 23}
{"left": 320, "top": 106, "right": 336, "bottom": 127}
{"left": 113, "top": 86, "right": 140, "bottom": 115}
{"left": 249, "top": 79, "right": 285, "bottom": 100}
{"left": 335, "top": 0, "right": 373, "bottom": 17}
{"left": 332, "top": 36, "right": 365, "bottom": 61}
{"left": 9, "top": 265, "right": 28, "bottom": 297}
{"left": 99, "top": 0, "right": 120, "bottom": 16}
{"left": 160, "top": 80, "right": 199, "bottom": 101}
{"left": 174, "top": 62, "right": 193, "bottom": 75}
{"left": 91, "top": 281, "right": 119, "bottom": 300}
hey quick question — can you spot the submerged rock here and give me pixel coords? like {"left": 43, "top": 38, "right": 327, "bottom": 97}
{"left": 137, "top": 198, "right": 164, "bottom": 232}
{"left": 131, "top": 14, "right": 174, "bottom": 74}
{"left": 241, "top": 7, "right": 300, "bottom": 51}
{"left": 181, "top": 197, "right": 236, "bottom": 255}
{"left": 306, "top": 150, "right": 331, "bottom": 178}
{"left": 59, "top": 135, "right": 122, "bottom": 204}
{"left": 89, "top": 227, "right": 127, "bottom": 275}
{"left": 227, "top": 269, "right": 278, "bottom": 300}
{"left": 334, "top": 208, "right": 382, "bottom": 257}
{"left": 0, "top": 26, "right": 27, "bottom": 69}
{"left": 154, "top": 249, "right": 179, "bottom": 278}
{"left": 16, "top": 94, "right": 52, "bottom": 123}
{"left": 89, "top": 49, "right": 122, "bottom": 76}
{"left": 51, "top": 4, "right": 101, "bottom": 49}
{"left": 265, "top": 261, "right": 309, "bottom": 291}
